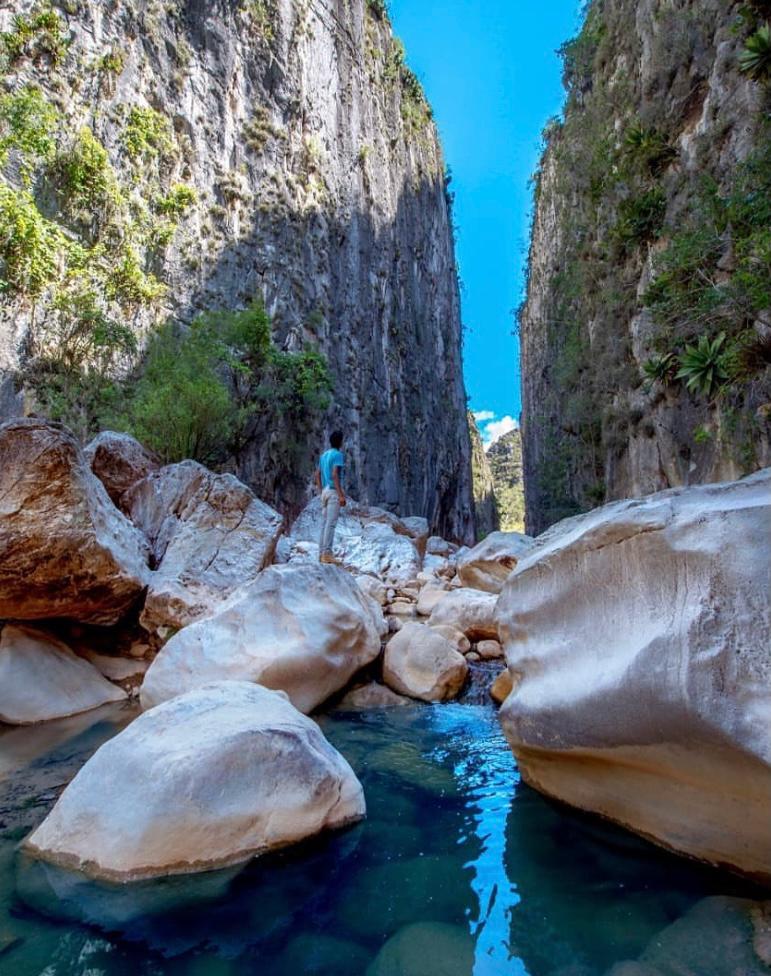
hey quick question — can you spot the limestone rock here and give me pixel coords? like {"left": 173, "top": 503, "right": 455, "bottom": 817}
{"left": 383, "top": 622, "right": 468, "bottom": 702}
{"left": 400, "top": 516, "right": 430, "bottom": 556}
{"left": 123, "top": 461, "right": 283, "bottom": 634}
{"left": 355, "top": 575, "right": 388, "bottom": 606}
{"left": 337, "top": 682, "right": 414, "bottom": 710}
{"left": 456, "top": 530, "right": 534, "bottom": 593}
{"left": 83, "top": 431, "right": 159, "bottom": 509}
{"left": 141, "top": 563, "right": 382, "bottom": 714}
{"left": 416, "top": 581, "right": 450, "bottom": 617}
{"left": 423, "top": 553, "right": 453, "bottom": 577}
{"left": 25, "top": 682, "right": 365, "bottom": 881}
{"left": 477, "top": 639, "right": 503, "bottom": 660}
{"left": 0, "top": 420, "right": 149, "bottom": 625}
{"left": 428, "top": 624, "right": 471, "bottom": 655}
{"left": 387, "top": 599, "right": 417, "bottom": 619}
{"left": 497, "top": 470, "right": 771, "bottom": 883}
{"left": 426, "top": 536, "right": 455, "bottom": 557}
{"left": 490, "top": 670, "right": 513, "bottom": 706}
{"left": 76, "top": 650, "right": 149, "bottom": 684}
{"left": 0, "top": 626, "right": 126, "bottom": 724}
{"left": 290, "top": 498, "right": 421, "bottom": 583}
{"left": 428, "top": 588, "right": 499, "bottom": 641}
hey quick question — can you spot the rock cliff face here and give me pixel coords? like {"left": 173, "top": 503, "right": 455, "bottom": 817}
{"left": 520, "top": 0, "right": 771, "bottom": 534}
{"left": 0, "top": 0, "right": 474, "bottom": 540}
{"left": 487, "top": 428, "right": 525, "bottom": 532}
{"left": 468, "top": 413, "right": 498, "bottom": 539}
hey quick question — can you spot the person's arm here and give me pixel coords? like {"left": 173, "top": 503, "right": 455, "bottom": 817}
{"left": 332, "top": 465, "right": 346, "bottom": 506}
{"left": 314, "top": 466, "right": 321, "bottom": 493}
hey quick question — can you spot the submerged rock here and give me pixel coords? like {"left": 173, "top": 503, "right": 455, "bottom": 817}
{"left": 497, "top": 470, "right": 771, "bottom": 883}
{"left": 83, "top": 431, "right": 159, "bottom": 509}
{"left": 123, "top": 461, "right": 283, "bottom": 634}
{"left": 0, "top": 626, "right": 126, "bottom": 724}
{"left": 383, "top": 622, "right": 468, "bottom": 702}
{"left": 366, "top": 922, "right": 474, "bottom": 976}
{"left": 140, "top": 563, "right": 382, "bottom": 713}
{"left": 428, "top": 588, "right": 499, "bottom": 641}
{"left": 0, "top": 419, "right": 149, "bottom": 625}
{"left": 290, "top": 498, "right": 422, "bottom": 583}
{"left": 456, "top": 530, "right": 534, "bottom": 593}
{"left": 337, "top": 682, "right": 414, "bottom": 710}
{"left": 25, "top": 682, "right": 365, "bottom": 881}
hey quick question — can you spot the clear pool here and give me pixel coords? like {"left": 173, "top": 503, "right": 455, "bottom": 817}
{"left": 0, "top": 701, "right": 767, "bottom": 976}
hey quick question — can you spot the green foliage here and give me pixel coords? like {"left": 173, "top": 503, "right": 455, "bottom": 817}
{"left": 366, "top": 0, "right": 388, "bottom": 19}
{"left": 739, "top": 23, "right": 771, "bottom": 81}
{"left": 123, "top": 106, "right": 174, "bottom": 162}
{"left": 558, "top": 4, "right": 605, "bottom": 95}
{"left": 53, "top": 127, "right": 123, "bottom": 214}
{"left": 1, "top": 7, "right": 68, "bottom": 65}
{"left": 384, "top": 38, "right": 405, "bottom": 82}
{"left": 99, "top": 49, "right": 125, "bottom": 74}
{"left": 612, "top": 188, "right": 666, "bottom": 251}
{"left": 241, "top": 0, "right": 276, "bottom": 41}
{"left": 105, "top": 246, "right": 166, "bottom": 308}
{"left": 0, "top": 184, "right": 65, "bottom": 297}
{"left": 675, "top": 332, "right": 730, "bottom": 398}
{"left": 642, "top": 351, "right": 678, "bottom": 386}
{"left": 623, "top": 123, "right": 678, "bottom": 175}
{"left": 154, "top": 183, "right": 197, "bottom": 217}
{"left": 0, "top": 86, "right": 58, "bottom": 179}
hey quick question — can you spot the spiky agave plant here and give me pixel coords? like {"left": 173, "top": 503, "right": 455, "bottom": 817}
{"left": 642, "top": 351, "right": 678, "bottom": 386}
{"left": 675, "top": 332, "right": 730, "bottom": 398}
{"left": 739, "top": 24, "right": 771, "bottom": 82}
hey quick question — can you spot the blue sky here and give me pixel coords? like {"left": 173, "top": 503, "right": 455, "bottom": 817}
{"left": 388, "top": 0, "right": 581, "bottom": 446}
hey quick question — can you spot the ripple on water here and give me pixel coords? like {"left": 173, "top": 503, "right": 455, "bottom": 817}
{"left": 0, "top": 703, "right": 768, "bottom": 976}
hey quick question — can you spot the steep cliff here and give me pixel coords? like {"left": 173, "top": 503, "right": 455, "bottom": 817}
{"left": 0, "top": 0, "right": 474, "bottom": 540}
{"left": 487, "top": 427, "right": 525, "bottom": 532}
{"left": 468, "top": 412, "right": 498, "bottom": 539}
{"left": 520, "top": 0, "right": 771, "bottom": 534}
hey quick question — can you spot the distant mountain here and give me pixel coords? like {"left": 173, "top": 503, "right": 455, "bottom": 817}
{"left": 468, "top": 413, "right": 499, "bottom": 539}
{"left": 488, "top": 429, "right": 525, "bottom": 533}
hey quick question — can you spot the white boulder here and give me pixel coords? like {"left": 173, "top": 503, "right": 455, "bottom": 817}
{"left": 83, "top": 430, "right": 159, "bottom": 508}
{"left": 428, "top": 588, "right": 499, "bottom": 641}
{"left": 123, "top": 461, "right": 283, "bottom": 634}
{"left": 337, "top": 682, "right": 414, "bottom": 710}
{"left": 497, "top": 470, "right": 771, "bottom": 883}
{"left": 0, "top": 626, "right": 126, "bottom": 724}
{"left": 25, "top": 682, "right": 365, "bottom": 881}
{"left": 456, "top": 530, "right": 534, "bottom": 593}
{"left": 141, "top": 563, "right": 382, "bottom": 714}
{"left": 383, "top": 622, "right": 468, "bottom": 702}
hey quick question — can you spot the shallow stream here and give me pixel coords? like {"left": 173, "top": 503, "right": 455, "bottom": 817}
{"left": 0, "top": 702, "right": 768, "bottom": 976}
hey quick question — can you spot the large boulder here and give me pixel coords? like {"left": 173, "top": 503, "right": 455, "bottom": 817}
{"left": 0, "top": 626, "right": 126, "bottom": 724}
{"left": 25, "top": 682, "right": 365, "bottom": 881}
{"left": 456, "top": 530, "right": 534, "bottom": 593}
{"left": 290, "top": 498, "right": 421, "bottom": 583}
{"left": 83, "top": 431, "right": 159, "bottom": 509}
{"left": 428, "top": 588, "right": 499, "bottom": 641}
{"left": 0, "top": 420, "right": 149, "bottom": 625}
{"left": 141, "top": 563, "right": 382, "bottom": 713}
{"left": 497, "top": 470, "right": 771, "bottom": 884}
{"left": 383, "top": 622, "right": 468, "bottom": 702}
{"left": 123, "top": 461, "right": 283, "bottom": 634}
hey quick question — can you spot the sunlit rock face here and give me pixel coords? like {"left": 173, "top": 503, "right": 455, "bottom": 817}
{"left": 140, "top": 562, "right": 382, "bottom": 713}
{"left": 83, "top": 431, "right": 159, "bottom": 510}
{"left": 383, "top": 622, "right": 468, "bottom": 703}
{"left": 0, "top": 419, "right": 149, "bottom": 625}
{"left": 497, "top": 470, "right": 771, "bottom": 883}
{"left": 456, "top": 531, "right": 534, "bottom": 593}
{"left": 25, "top": 682, "right": 365, "bottom": 881}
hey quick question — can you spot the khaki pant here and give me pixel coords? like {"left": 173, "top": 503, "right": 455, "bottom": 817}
{"left": 319, "top": 488, "right": 341, "bottom": 555}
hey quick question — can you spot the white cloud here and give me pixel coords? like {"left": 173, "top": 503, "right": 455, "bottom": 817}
{"left": 472, "top": 410, "right": 496, "bottom": 423}
{"left": 482, "top": 415, "right": 519, "bottom": 449}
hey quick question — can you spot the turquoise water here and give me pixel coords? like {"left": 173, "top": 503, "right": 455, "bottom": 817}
{"left": 0, "top": 702, "right": 768, "bottom": 976}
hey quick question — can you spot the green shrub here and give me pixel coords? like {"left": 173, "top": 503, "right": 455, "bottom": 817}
{"left": 241, "top": 0, "right": 276, "bottom": 41}
{"left": 154, "top": 183, "right": 197, "bottom": 217}
{"left": 0, "top": 86, "right": 58, "bottom": 178}
{"left": 0, "top": 185, "right": 65, "bottom": 297}
{"left": 1, "top": 7, "right": 68, "bottom": 65}
{"left": 123, "top": 106, "right": 174, "bottom": 161}
{"left": 105, "top": 246, "right": 166, "bottom": 307}
{"left": 99, "top": 50, "right": 126, "bottom": 74}
{"left": 366, "top": 0, "right": 388, "bottom": 19}
{"left": 623, "top": 123, "right": 678, "bottom": 175}
{"left": 675, "top": 332, "right": 730, "bottom": 398}
{"left": 739, "top": 23, "right": 771, "bottom": 81}
{"left": 53, "top": 127, "right": 123, "bottom": 213}
{"left": 612, "top": 188, "right": 666, "bottom": 251}
{"left": 642, "top": 351, "right": 678, "bottom": 386}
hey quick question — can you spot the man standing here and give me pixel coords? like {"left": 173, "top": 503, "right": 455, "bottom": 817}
{"left": 315, "top": 430, "right": 346, "bottom": 565}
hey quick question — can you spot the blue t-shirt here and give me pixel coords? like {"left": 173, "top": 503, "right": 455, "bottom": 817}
{"left": 319, "top": 448, "right": 344, "bottom": 490}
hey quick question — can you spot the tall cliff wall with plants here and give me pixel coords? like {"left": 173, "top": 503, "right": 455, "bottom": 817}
{"left": 520, "top": 0, "right": 771, "bottom": 533}
{"left": 0, "top": 0, "right": 474, "bottom": 540}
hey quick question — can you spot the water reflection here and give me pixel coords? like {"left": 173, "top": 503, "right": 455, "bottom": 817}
{"left": 0, "top": 703, "right": 768, "bottom": 975}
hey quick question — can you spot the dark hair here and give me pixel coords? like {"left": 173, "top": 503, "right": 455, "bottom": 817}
{"left": 330, "top": 430, "right": 344, "bottom": 449}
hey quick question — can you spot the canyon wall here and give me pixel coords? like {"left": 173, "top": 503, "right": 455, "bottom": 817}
{"left": 520, "top": 0, "right": 770, "bottom": 534}
{"left": 0, "top": 0, "right": 474, "bottom": 539}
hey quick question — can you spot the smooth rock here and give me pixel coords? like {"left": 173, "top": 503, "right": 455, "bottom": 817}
{"left": 0, "top": 626, "right": 126, "bottom": 724}
{"left": 388, "top": 617, "right": 403, "bottom": 634}
{"left": 422, "top": 554, "right": 453, "bottom": 577}
{"left": 355, "top": 575, "right": 388, "bottom": 606}
{"left": 290, "top": 497, "right": 421, "bottom": 583}
{"left": 387, "top": 599, "right": 417, "bottom": 619}
{"left": 428, "top": 588, "right": 499, "bottom": 641}
{"left": 400, "top": 516, "right": 430, "bottom": 556}
{"left": 337, "top": 682, "right": 414, "bottom": 710}
{"left": 123, "top": 461, "right": 283, "bottom": 634}
{"left": 426, "top": 536, "right": 454, "bottom": 557}
{"left": 76, "top": 650, "right": 149, "bottom": 683}
{"left": 428, "top": 624, "right": 471, "bottom": 654}
{"left": 141, "top": 563, "right": 382, "bottom": 713}
{"left": 466, "top": 651, "right": 481, "bottom": 662}
{"left": 456, "top": 530, "right": 534, "bottom": 593}
{"left": 0, "top": 419, "right": 149, "bottom": 625}
{"left": 490, "top": 669, "right": 513, "bottom": 705}
{"left": 416, "top": 581, "right": 450, "bottom": 616}
{"left": 366, "top": 922, "right": 474, "bottom": 976}
{"left": 477, "top": 639, "right": 503, "bottom": 660}
{"left": 83, "top": 431, "right": 159, "bottom": 509}
{"left": 498, "top": 470, "right": 771, "bottom": 883}
{"left": 25, "top": 682, "right": 365, "bottom": 881}
{"left": 383, "top": 622, "right": 468, "bottom": 702}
